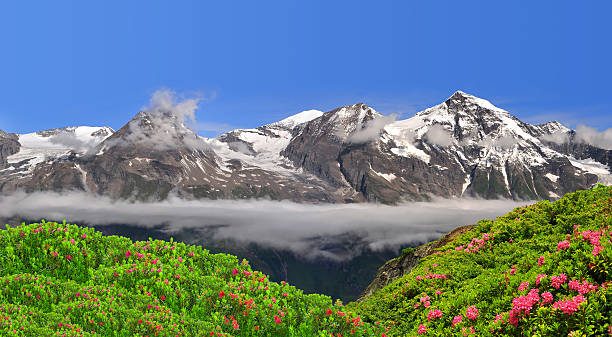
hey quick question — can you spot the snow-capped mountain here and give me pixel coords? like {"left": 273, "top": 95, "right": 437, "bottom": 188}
{"left": 0, "top": 126, "right": 114, "bottom": 186}
{"left": 1, "top": 91, "right": 610, "bottom": 202}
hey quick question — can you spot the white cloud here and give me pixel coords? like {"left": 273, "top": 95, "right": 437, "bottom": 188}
{"left": 347, "top": 114, "right": 397, "bottom": 144}
{"left": 539, "top": 125, "right": 612, "bottom": 150}
{"left": 0, "top": 191, "right": 529, "bottom": 261}
{"left": 49, "top": 131, "right": 99, "bottom": 153}
{"left": 104, "top": 89, "right": 212, "bottom": 151}
{"left": 540, "top": 130, "right": 571, "bottom": 145}
{"left": 143, "top": 89, "right": 200, "bottom": 123}
{"left": 423, "top": 124, "right": 453, "bottom": 147}
{"left": 475, "top": 134, "right": 518, "bottom": 149}
{"left": 574, "top": 124, "right": 612, "bottom": 150}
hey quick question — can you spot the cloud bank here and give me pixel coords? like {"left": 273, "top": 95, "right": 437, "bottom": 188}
{"left": 540, "top": 125, "right": 612, "bottom": 150}
{"left": 49, "top": 132, "right": 100, "bottom": 153}
{"left": 540, "top": 130, "right": 571, "bottom": 145}
{"left": 0, "top": 191, "right": 530, "bottom": 260}
{"left": 574, "top": 125, "right": 612, "bottom": 150}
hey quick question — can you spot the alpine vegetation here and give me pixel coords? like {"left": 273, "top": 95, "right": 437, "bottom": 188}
{"left": 0, "top": 221, "right": 388, "bottom": 336}
{"left": 351, "top": 185, "right": 612, "bottom": 336}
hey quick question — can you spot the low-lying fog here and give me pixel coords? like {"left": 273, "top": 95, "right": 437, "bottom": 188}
{"left": 1, "top": 191, "right": 533, "bottom": 260}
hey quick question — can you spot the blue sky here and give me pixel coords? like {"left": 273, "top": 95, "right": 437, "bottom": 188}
{"left": 1, "top": 1, "right": 610, "bottom": 136}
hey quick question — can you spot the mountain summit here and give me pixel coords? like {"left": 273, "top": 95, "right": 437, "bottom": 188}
{"left": 1, "top": 92, "right": 610, "bottom": 202}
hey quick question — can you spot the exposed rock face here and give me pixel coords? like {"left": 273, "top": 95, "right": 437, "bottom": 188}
{"left": 0, "top": 91, "right": 610, "bottom": 202}
{"left": 357, "top": 225, "right": 474, "bottom": 302}
{"left": 0, "top": 130, "right": 20, "bottom": 169}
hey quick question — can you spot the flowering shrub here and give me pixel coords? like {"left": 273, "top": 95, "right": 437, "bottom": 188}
{"left": 350, "top": 185, "right": 612, "bottom": 336}
{"left": 426, "top": 309, "right": 442, "bottom": 320}
{"left": 465, "top": 306, "right": 479, "bottom": 320}
{"left": 0, "top": 221, "right": 388, "bottom": 336}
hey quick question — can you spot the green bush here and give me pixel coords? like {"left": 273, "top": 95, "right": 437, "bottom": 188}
{"left": 0, "top": 221, "right": 388, "bottom": 336}
{"left": 350, "top": 185, "right": 612, "bottom": 336}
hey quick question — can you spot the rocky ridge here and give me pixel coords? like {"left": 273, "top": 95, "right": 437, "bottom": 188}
{"left": 0, "top": 91, "right": 610, "bottom": 202}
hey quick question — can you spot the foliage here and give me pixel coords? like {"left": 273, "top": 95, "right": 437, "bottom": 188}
{"left": 0, "top": 221, "right": 388, "bottom": 336}
{"left": 350, "top": 185, "right": 612, "bottom": 336}
{"left": 2, "top": 185, "right": 610, "bottom": 336}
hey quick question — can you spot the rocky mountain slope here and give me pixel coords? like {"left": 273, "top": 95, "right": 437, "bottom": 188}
{"left": 1, "top": 91, "right": 610, "bottom": 202}
{"left": 356, "top": 225, "right": 474, "bottom": 302}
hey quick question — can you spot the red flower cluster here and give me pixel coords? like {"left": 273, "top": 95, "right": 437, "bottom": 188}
{"left": 465, "top": 306, "right": 479, "bottom": 320}
{"left": 577, "top": 229, "right": 608, "bottom": 256}
{"left": 541, "top": 291, "right": 554, "bottom": 305}
{"left": 535, "top": 274, "right": 547, "bottom": 286}
{"left": 568, "top": 279, "right": 598, "bottom": 295}
{"left": 426, "top": 309, "right": 442, "bottom": 320}
{"left": 508, "top": 289, "right": 540, "bottom": 326}
{"left": 416, "top": 273, "right": 448, "bottom": 281}
{"left": 556, "top": 240, "right": 570, "bottom": 251}
{"left": 417, "top": 324, "right": 427, "bottom": 334}
{"left": 552, "top": 295, "right": 586, "bottom": 315}
{"left": 550, "top": 273, "right": 567, "bottom": 289}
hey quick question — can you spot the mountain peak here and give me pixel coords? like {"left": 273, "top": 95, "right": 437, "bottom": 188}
{"left": 330, "top": 103, "right": 380, "bottom": 120}
{"left": 445, "top": 91, "right": 507, "bottom": 113}
{"left": 99, "top": 110, "right": 206, "bottom": 152}
{"left": 268, "top": 109, "right": 324, "bottom": 129}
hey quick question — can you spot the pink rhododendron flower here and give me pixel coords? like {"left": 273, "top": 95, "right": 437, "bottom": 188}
{"left": 452, "top": 315, "right": 463, "bottom": 327}
{"left": 568, "top": 279, "right": 598, "bottom": 295}
{"left": 518, "top": 282, "right": 529, "bottom": 292}
{"left": 537, "top": 256, "right": 545, "bottom": 266}
{"left": 551, "top": 273, "right": 567, "bottom": 289}
{"left": 466, "top": 306, "right": 479, "bottom": 320}
{"left": 535, "top": 274, "right": 547, "bottom": 286}
{"left": 427, "top": 309, "right": 442, "bottom": 320}
{"left": 552, "top": 295, "right": 585, "bottom": 315}
{"left": 417, "top": 324, "right": 427, "bottom": 334}
{"left": 579, "top": 230, "right": 602, "bottom": 246}
{"left": 557, "top": 240, "right": 570, "bottom": 251}
{"left": 541, "top": 292, "right": 553, "bottom": 305}
{"left": 592, "top": 245, "right": 603, "bottom": 256}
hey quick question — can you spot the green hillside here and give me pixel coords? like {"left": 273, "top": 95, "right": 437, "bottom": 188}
{"left": 1, "top": 185, "right": 610, "bottom": 336}
{"left": 0, "top": 223, "right": 387, "bottom": 336}
{"left": 350, "top": 185, "right": 612, "bottom": 336}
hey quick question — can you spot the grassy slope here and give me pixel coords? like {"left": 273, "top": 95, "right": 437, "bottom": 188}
{"left": 349, "top": 185, "right": 612, "bottom": 336}
{"left": 1, "top": 186, "right": 610, "bottom": 336}
{"left": 0, "top": 223, "right": 387, "bottom": 336}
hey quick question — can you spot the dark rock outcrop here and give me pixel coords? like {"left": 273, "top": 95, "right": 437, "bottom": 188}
{"left": 357, "top": 225, "right": 474, "bottom": 302}
{"left": 0, "top": 130, "right": 20, "bottom": 169}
